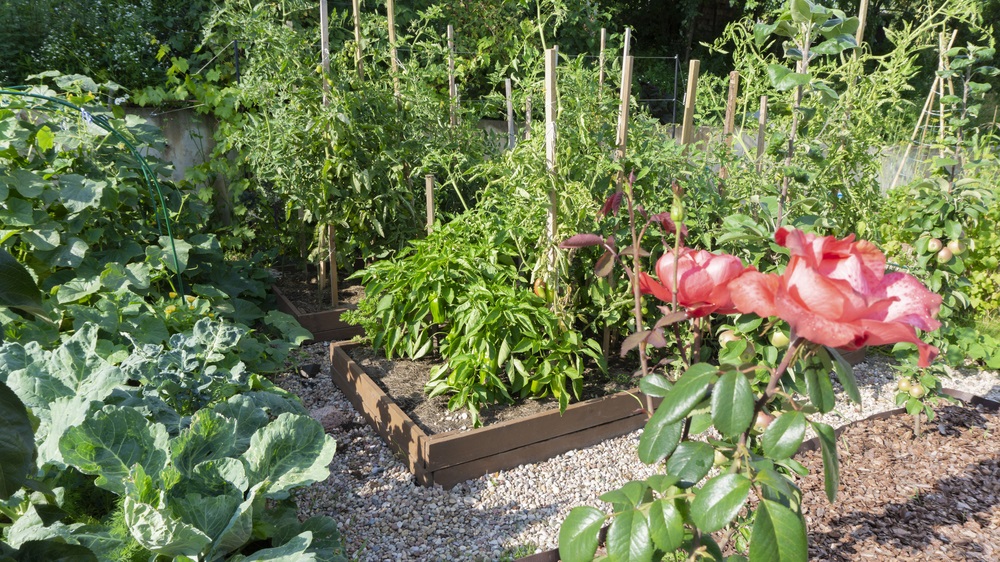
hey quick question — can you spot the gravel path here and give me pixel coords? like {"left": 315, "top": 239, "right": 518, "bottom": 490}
{"left": 277, "top": 344, "right": 1000, "bottom": 561}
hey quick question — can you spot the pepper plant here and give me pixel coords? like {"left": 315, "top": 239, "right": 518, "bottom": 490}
{"left": 558, "top": 177, "right": 942, "bottom": 561}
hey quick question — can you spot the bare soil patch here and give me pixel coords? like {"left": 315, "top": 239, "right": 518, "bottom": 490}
{"left": 796, "top": 403, "right": 1000, "bottom": 561}
{"left": 273, "top": 266, "right": 364, "bottom": 313}
{"left": 346, "top": 346, "right": 638, "bottom": 434}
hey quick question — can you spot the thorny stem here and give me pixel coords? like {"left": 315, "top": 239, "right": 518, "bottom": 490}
{"left": 625, "top": 178, "right": 653, "bottom": 417}
{"left": 755, "top": 336, "right": 805, "bottom": 412}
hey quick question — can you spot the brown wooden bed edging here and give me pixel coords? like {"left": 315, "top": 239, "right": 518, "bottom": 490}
{"left": 272, "top": 285, "right": 364, "bottom": 343}
{"left": 329, "top": 341, "right": 657, "bottom": 488}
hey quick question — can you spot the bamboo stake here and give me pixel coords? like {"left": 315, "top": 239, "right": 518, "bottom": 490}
{"left": 506, "top": 77, "right": 516, "bottom": 150}
{"left": 756, "top": 95, "right": 768, "bottom": 173}
{"left": 352, "top": 0, "right": 364, "bottom": 80}
{"left": 318, "top": 224, "right": 327, "bottom": 301}
{"left": 425, "top": 175, "right": 435, "bottom": 233}
{"left": 680, "top": 59, "right": 700, "bottom": 146}
{"left": 387, "top": 0, "right": 400, "bottom": 101}
{"left": 448, "top": 24, "right": 457, "bottom": 128}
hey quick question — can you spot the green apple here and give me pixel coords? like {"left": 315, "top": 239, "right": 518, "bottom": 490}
{"left": 769, "top": 331, "right": 790, "bottom": 348}
{"left": 927, "top": 238, "right": 943, "bottom": 252}
{"left": 909, "top": 384, "right": 926, "bottom": 399}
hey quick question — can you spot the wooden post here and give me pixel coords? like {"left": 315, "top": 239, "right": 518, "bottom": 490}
{"left": 525, "top": 96, "right": 532, "bottom": 140}
{"left": 756, "top": 95, "right": 768, "bottom": 173}
{"left": 506, "top": 78, "right": 516, "bottom": 150}
{"left": 545, "top": 47, "right": 558, "bottom": 271}
{"left": 387, "top": 0, "right": 400, "bottom": 101}
{"left": 856, "top": 0, "right": 869, "bottom": 47}
{"left": 352, "top": 0, "right": 364, "bottom": 80}
{"left": 448, "top": 24, "right": 457, "bottom": 128}
{"left": 425, "top": 175, "right": 435, "bottom": 233}
{"left": 680, "top": 59, "right": 700, "bottom": 146}
{"left": 598, "top": 28, "right": 607, "bottom": 94}
{"left": 321, "top": 0, "right": 338, "bottom": 307}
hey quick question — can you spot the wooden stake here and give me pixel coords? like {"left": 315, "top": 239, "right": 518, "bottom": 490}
{"left": 425, "top": 175, "right": 435, "bottom": 233}
{"left": 352, "top": 0, "right": 364, "bottom": 80}
{"left": 615, "top": 56, "right": 634, "bottom": 164}
{"left": 318, "top": 224, "right": 327, "bottom": 300}
{"left": 756, "top": 95, "right": 768, "bottom": 173}
{"left": 320, "top": 0, "right": 330, "bottom": 106}
{"left": 723, "top": 71, "right": 739, "bottom": 147}
{"left": 506, "top": 77, "right": 516, "bottom": 150}
{"left": 680, "top": 59, "right": 700, "bottom": 146}
{"left": 598, "top": 28, "right": 607, "bottom": 94}
{"left": 525, "top": 96, "right": 532, "bottom": 139}
{"left": 387, "top": 0, "right": 400, "bottom": 101}
{"left": 545, "top": 47, "right": 558, "bottom": 269}
{"left": 856, "top": 0, "right": 869, "bottom": 46}
{"left": 448, "top": 24, "right": 457, "bottom": 128}
{"left": 328, "top": 224, "right": 338, "bottom": 307}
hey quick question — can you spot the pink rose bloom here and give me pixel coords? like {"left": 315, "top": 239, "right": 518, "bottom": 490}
{"left": 729, "top": 227, "right": 942, "bottom": 366}
{"left": 639, "top": 247, "right": 749, "bottom": 318}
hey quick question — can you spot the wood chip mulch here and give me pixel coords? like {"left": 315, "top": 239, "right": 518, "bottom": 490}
{"left": 796, "top": 404, "right": 1000, "bottom": 561}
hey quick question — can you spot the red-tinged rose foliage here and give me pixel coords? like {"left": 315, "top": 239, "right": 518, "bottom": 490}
{"left": 639, "top": 247, "right": 750, "bottom": 317}
{"left": 729, "top": 227, "right": 943, "bottom": 366}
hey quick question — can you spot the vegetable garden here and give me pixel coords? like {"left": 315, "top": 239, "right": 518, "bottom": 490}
{"left": 2, "top": 0, "right": 1000, "bottom": 560}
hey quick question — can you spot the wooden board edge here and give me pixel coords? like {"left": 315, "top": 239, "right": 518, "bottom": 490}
{"left": 424, "top": 390, "right": 652, "bottom": 471}
{"left": 271, "top": 285, "right": 304, "bottom": 317}
{"left": 429, "top": 413, "right": 647, "bottom": 489}
{"left": 329, "top": 344, "right": 428, "bottom": 476}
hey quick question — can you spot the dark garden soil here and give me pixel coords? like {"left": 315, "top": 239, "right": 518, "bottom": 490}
{"left": 795, "top": 403, "right": 1000, "bottom": 561}
{"left": 274, "top": 267, "right": 364, "bottom": 313}
{"left": 346, "top": 346, "right": 638, "bottom": 435}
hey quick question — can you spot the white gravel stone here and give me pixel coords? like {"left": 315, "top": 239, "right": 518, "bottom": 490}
{"left": 278, "top": 343, "right": 1000, "bottom": 561}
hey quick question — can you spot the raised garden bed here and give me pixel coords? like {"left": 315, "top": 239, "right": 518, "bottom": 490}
{"left": 272, "top": 284, "right": 363, "bottom": 343}
{"left": 329, "top": 341, "right": 659, "bottom": 488}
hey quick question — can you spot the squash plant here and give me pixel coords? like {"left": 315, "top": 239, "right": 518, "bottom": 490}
{"left": 1, "top": 76, "right": 308, "bottom": 373}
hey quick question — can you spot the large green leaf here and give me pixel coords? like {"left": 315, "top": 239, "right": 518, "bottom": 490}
{"left": 638, "top": 373, "right": 672, "bottom": 397}
{"left": 665, "top": 441, "right": 715, "bottom": 488}
{"left": 804, "top": 367, "right": 835, "bottom": 413}
{"left": 212, "top": 396, "right": 271, "bottom": 454}
{"left": 600, "top": 481, "right": 650, "bottom": 512}
{"left": 690, "top": 473, "right": 751, "bottom": 533}
{"left": 0, "top": 248, "right": 44, "bottom": 317}
{"left": 124, "top": 494, "right": 213, "bottom": 559}
{"left": 60, "top": 405, "right": 170, "bottom": 495}
{"left": 711, "top": 371, "right": 754, "bottom": 438}
{"left": 812, "top": 421, "right": 840, "bottom": 502}
{"left": 58, "top": 175, "right": 105, "bottom": 213}
{"left": 749, "top": 499, "right": 807, "bottom": 562}
{"left": 655, "top": 363, "right": 718, "bottom": 426}
{"left": 606, "top": 508, "right": 653, "bottom": 562}
{"left": 238, "top": 531, "right": 316, "bottom": 561}
{"left": 828, "top": 347, "right": 861, "bottom": 404}
{"left": 171, "top": 410, "right": 239, "bottom": 476}
{"left": 637, "top": 401, "right": 683, "bottom": 465}
{"left": 647, "top": 499, "right": 684, "bottom": 552}
{"left": 9, "top": 540, "right": 98, "bottom": 561}
{"left": 766, "top": 65, "right": 812, "bottom": 91}
{"left": 762, "top": 411, "right": 806, "bottom": 461}
{"left": 243, "top": 413, "right": 337, "bottom": 499}
{"left": 558, "top": 506, "right": 605, "bottom": 562}
{"left": 0, "top": 380, "right": 35, "bottom": 500}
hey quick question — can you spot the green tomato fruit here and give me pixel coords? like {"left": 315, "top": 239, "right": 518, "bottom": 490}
{"left": 908, "top": 384, "right": 926, "bottom": 399}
